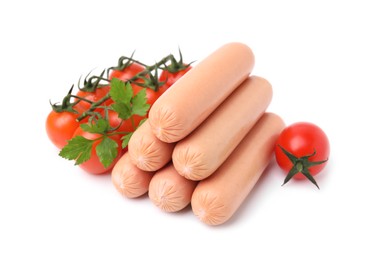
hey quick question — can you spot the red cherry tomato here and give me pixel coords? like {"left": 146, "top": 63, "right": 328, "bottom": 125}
{"left": 72, "top": 127, "right": 122, "bottom": 175}
{"left": 158, "top": 66, "right": 191, "bottom": 94}
{"left": 75, "top": 86, "right": 112, "bottom": 112}
{"left": 109, "top": 63, "right": 145, "bottom": 82}
{"left": 46, "top": 110, "right": 80, "bottom": 149}
{"left": 275, "top": 122, "right": 330, "bottom": 188}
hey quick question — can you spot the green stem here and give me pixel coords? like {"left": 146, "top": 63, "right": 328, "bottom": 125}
{"left": 107, "top": 131, "right": 131, "bottom": 137}
{"left": 296, "top": 161, "right": 303, "bottom": 172}
{"left": 70, "top": 95, "right": 93, "bottom": 105}
{"left": 77, "top": 94, "right": 110, "bottom": 121}
{"left": 129, "top": 54, "right": 174, "bottom": 82}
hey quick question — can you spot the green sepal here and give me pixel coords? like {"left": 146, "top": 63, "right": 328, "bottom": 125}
{"left": 281, "top": 166, "right": 300, "bottom": 187}
{"left": 79, "top": 70, "right": 107, "bottom": 92}
{"left": 107, "top": 52, "right": 137, "bottom": 77}
{"left": 301, "top": 168, "right": 320, "bottom": 189}
{"left": 50, "top": 85, "right": 79, "bottom": 114}
{"left": 164, "top": 48, "right": 194, "bottom": 73}
{"left": 134, "top": 65, "right": 165, "bottom": 92}
{"left": 278, "top": 145, "right": 298, "bottom": 164}
{"left": 278, "top": 145, "right": 327, "bottom": 189}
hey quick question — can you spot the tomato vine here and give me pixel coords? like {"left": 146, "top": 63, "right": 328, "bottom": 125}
{"left": 46, "top": 50, "right": 192, "bottom": 174}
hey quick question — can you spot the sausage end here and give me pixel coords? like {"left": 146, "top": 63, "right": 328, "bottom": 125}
{"left": 172, "top": 145, "right": 212, "bottom": 181}
{"left": 149, "top": 105, "right": 185, "bottom": 143}
{"left": 112, "top": 166, "right": 152, "bottom": 198}
{"left": 191, "top": 190, "right": 229, "bottom": 226}
{"left": 149, "top": 180, "right": 188, "bottom": 212}
{"left": 129, "top": 142, "right": 164, "bottom": 172}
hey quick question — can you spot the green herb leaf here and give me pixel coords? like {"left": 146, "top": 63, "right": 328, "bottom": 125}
{"left": 138, "top": 118, "right": 147, "bottom": 128}
{"left": 59, "top": 136, "right": 94, "bottom": 165}
{"left": 80, "top": 119, "right": 109, "bottom": 134}
{"left": 109, "top": 78, "right": 133, "bottom": 104}
{"left": 80, "top": 124, "right": 92, "bottom": 133}
{"left": 111, "top": 102, "right": 132, "bottom": 120}
{"left": 131, "top": 88, "right": 150, "bottom": 116}
{"left": 121, "top": 132, "right": 133, "bottom": 149}
{"left": 96, "top": 136, "right": 119, "bottom": 168}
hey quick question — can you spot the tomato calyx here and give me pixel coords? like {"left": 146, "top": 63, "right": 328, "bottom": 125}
{"left": 134, "top": 66, "right": 165, "bottom": 92}
{"left": 164, "top": 48, "right": 193, "bottom": 74}
{"left": 278, "top": 145, "right": 328, "bottom": 189}
{"left": 50, "top": 85, "right": 81, "bottom": 114}
{"left": 78, "top": 69, "right": 109, "bottom": 93}
{"left": 107, "top": 52, "right": 147, "bottom": 76}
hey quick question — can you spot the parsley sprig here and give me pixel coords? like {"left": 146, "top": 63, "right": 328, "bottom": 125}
{"left": 59, "top": 78, "right": 150, "bottom": 168}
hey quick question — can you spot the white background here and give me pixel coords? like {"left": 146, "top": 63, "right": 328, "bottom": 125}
{"left": 1, "top": 0, "right": 379, "bottom": 259}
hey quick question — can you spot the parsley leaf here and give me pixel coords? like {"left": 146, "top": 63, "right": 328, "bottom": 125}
{"left": 131, "top": 88, "right": 151, "bottom": 116}
{"left": 59, "top": 136, "right": 94, "bottom": 165}
{"left": 58, "top": 71, "right": 151, "bottom": 170}
{"left": 80, "top": 118, "right": 109, "bottom": 134}
{"left": 111, "top": 102, "right": 132, "bottom": 120}
{"left": 109, "top": 78, "right": 133, "bottom": 104}
{"left": 121, "top": 132, "right": 133, "bottom": 149}
{"left": 138, "top": 118, "right": 147, "bottom": 127}
{"left": 96, "top": 136, "right": 119, "bottom": 168}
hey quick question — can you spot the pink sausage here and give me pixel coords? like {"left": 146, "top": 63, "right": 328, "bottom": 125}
{"left": 149, "top": 42, "right": 255, "bottom": 143}
{"left": 111, "top": 153, "right": 154, "bottom": 198}
{"left": 128, "top": 119, "right": 175, "bottom": 172}
{"left": 191, "top": 113, "right": 285, "bottom": 225}
{"left": 172, "top": 76, "right": 272, "bottom": 181}
{"left": 149, "top": 164, "right": 197, "bottom": 212}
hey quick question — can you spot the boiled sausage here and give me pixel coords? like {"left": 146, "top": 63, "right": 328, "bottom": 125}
{"left": 191, "top": 113, "right": 285, "bottom": 225}
{"left": 149, "top": 164, "right": 197, "bottom": 212}
{"left": 149, "top": 42, "right": 254, "bottom": 143}
{"left": 128, "top": 119, "right": 175, "bottom": 171}
{"left": 112, "top": 153, "right": 154, "bottom": 198}
{"left": 172, "top": 76, "right": 272, "bottom": 180}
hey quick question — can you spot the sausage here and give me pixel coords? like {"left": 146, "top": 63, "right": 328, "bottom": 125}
{"left": 111, "top": 153, "right": 154, "bottom": 198}
{"left": 172, "top": 76, "right": 272, "bottom": 181}
{"left": 148, "top": 42, "right": 254, "bottom": 143}
{"left": 128, "top": 119, "right": 175, "bottom": 172}
{"left": 149, "top": 164, "right": 198, "bottom": 212}
{"left": 191, "top": 113, "right": 285, "bottom": 225}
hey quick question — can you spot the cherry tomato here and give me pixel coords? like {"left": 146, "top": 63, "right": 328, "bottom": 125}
{"left": 158, "top": 66, "right": 191, "bottom": 94}
{"left": 108, "top": 110, "right": 145, "bottom": 133}
{"left": 46, "top": 110, "right": 81, "bottom": 149}
{"left": 72, "top": 127, "right": 122, "bottom": 175}
{"left": 109, "top": 63, "right": 145, "bottom": 82}
{"left": 75, "top": 86, "right": 112, "bottom": 112}
{"left": 275, "top": 122, "right": 330, "bottom": 188}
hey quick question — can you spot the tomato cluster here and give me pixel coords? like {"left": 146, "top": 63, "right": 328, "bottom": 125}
{"left": 46, "top": 53, "right": 191, "bottom": 174}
